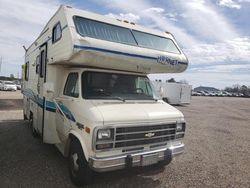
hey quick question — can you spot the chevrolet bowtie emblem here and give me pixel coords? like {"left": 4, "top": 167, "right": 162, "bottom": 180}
{"left": 145, "top": 132, "right": 155, "bottom": 138}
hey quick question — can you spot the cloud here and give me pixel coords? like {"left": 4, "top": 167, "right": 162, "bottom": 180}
{"left": 173, "top": 0, "right": 239, "bottom": 42}
{"left": 106, "top": 13, "right": 140, "bottom": 23}
{"left": 217, "top": 0, "right": 241, "bottom": 9}
{"left": 189, "top": 64, "right": 250, "bottom": 73}
{"left": 0, "top": 0, "right": 60, "bottom": 77}
{"left": 94, "top": 0, "right": 200, "bottom": 47}
{"left": 185, "top": 37, "right": 250, "bottom": 65}
{"left": 143, "top": 7, "right": 165, "bottom": 14}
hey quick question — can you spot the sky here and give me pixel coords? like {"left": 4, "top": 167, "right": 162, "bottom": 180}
{"left": 0, "top": 0, "right": 249, "bottom": 89}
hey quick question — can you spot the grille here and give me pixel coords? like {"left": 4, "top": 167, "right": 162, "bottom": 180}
{"left": 114, "top": 123, "right": 177, "bottom": 148}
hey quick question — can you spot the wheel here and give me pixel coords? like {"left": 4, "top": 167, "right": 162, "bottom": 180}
{"left": 68, "top": 139, "right": 93, "bottom": 186}
{"left": 29, "top": 115, "right": 38, "bottom": 137}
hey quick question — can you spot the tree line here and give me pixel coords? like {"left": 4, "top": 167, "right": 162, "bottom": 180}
{"left": 225, "top": 84, "right": 250, "bottom": 96}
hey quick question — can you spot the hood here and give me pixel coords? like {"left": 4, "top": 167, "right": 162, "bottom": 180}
{"left": 91, "top": 100, "right": 184, "bottom": 125}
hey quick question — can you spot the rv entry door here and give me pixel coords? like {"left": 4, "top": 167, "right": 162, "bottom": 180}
{"left": 36, "top": 43, "right": 47, "bottom": 137}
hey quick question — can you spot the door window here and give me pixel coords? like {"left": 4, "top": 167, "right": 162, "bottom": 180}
{"left": 40, "top": 50, "right": 45, "bottom": 78}
{"left": 64, "top": 73, "right": 79, "bottom": 98}
{"left": 36, "top": 55, "right": 40, "bottom": 74}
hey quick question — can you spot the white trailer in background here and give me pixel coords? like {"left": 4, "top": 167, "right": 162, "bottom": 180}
{"left": 22, "top": 5, "right": 188, "bottom": 186}
{"left": 153, "top": 81, "right": 192, "bottom": 105}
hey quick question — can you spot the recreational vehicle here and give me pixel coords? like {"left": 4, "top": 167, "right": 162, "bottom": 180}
{"left": 22, "top": 5, "right": 188, "bottom": 185}
{"left": 153, "top": 81, "right": 192, "bottom": 105}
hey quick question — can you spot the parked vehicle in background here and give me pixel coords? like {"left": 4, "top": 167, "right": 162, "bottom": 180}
{"left": 1, "top": 81, "right": 17, "bottom": 91}
{"left": 238, "top": 93, "right": 244, "bottom": 97}
{"left": 16, "top": 84, "right": 21, "bottom": 90}
{"left": 14, "top": 80, "right": 21, "bottom": 90}
{"left": 209, "top": 91, "right": 217, "bottom": 97}
{"left": 196, "top": 91, "right": 204, "bottom": 96}
{"left": 153, "top": 81, "right": 192, "bottom": 105}
{"left": 192, "top": 89, "right": 245, "bottom": 98}
{"left": 192, "top": 91, "right": 201, "bottom": 96}
{"left": 220, "top": 91, "right": 232, "bottom": 97}
{"left": 0, "top": 80, "right": 3, "bottom": 90}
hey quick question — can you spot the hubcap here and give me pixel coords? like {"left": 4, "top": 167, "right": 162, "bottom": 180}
{"left": 71, "top": 153, "right": 79, "bottom": 172}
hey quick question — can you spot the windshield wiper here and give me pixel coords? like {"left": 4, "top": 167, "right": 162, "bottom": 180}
{"left": 110, "top": 96, "right": 126, "bottom": 102}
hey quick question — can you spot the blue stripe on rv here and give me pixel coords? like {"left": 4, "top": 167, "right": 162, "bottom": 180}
{"left": 73, "top": 44, "right": 188, "bottom": 65}
{"left": 22, "top": 89, "right": 75, "bottom": 122}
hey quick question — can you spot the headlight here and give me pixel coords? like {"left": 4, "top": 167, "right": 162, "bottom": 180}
{"left": 97, "top": 129, "right": 112, "bottom": 140}
{"left": 95, "top": 128, "right": 114, "bottom": 150}
{"left": 176, "top": 122, "right": 186, "bottom": 132}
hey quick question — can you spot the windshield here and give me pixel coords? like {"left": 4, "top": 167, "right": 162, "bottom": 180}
{"left": 82, "top": 71, "right": 157, "bottom": 100}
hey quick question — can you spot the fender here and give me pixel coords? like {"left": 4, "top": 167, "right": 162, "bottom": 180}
{"left": 65, "top": 130, "right": 90, "bottom": 160}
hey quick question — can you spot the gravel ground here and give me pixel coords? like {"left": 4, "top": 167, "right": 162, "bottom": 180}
{"left": 0, "top": 91, "right": 250, "bottom": 188}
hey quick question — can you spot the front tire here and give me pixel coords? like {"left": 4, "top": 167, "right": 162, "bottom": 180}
{"left": 68, "top": 139, "right": 93, "bottom": 186}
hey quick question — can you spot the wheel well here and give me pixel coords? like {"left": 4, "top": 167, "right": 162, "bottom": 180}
{"left": 29, "top": 111, "right": 33, "bottom": 120}
{"left": 65, "top": 134, "right": 80, "bottom": 157}
{"left": 162, "top": 97, "right": 169, "bottom": 103}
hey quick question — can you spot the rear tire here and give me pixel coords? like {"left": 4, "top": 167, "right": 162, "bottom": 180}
{"left": 68, "top": 139, "right": 93, "bottom": 186}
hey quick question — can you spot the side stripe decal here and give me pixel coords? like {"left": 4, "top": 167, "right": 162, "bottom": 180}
{"left": 22, "top": 89, "right": 75, "bottom": 122}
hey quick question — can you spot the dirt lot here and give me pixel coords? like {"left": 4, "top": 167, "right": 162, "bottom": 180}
{"left": 0, "top": 91, "right": 250, "bottom": 188}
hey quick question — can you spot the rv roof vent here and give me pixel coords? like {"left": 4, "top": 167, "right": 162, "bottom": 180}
{"left": 130, "top": 22, "right": 135, "bottom": 25}
{"left": 123, "top": 20, "right": 129, "bottom": 23}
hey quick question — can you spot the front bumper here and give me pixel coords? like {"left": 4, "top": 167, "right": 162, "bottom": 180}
{"left": 89, "top": 143, "right": 184, "bottom": 172}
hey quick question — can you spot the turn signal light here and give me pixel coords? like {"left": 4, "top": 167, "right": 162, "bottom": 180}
{"left": 85, "top": 127, "right": 91, "bottom": 134}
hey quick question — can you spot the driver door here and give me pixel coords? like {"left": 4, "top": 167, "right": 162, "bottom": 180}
{"left": 55, "top": 72, "right": 79, "bottom": 142}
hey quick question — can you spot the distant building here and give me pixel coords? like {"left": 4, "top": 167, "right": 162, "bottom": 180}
{"left": 194, "top": 86, "right": 220, "bottom": 92}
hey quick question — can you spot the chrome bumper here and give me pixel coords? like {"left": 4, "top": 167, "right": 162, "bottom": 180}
{"left": 89, "top": 143, "right": 184, "bottom": 172}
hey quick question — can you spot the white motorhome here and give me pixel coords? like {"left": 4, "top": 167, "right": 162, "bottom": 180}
{"left": 153, "top": 81, "right": 192, "bottom": 105}
{"left": 22, "top": 5, "right": 188, "bottom": 186}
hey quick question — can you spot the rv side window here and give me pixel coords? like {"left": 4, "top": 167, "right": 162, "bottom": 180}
{"left": 24, "top": 62, "right": 29, "bottom": 81}
{"left": 35, "top": 55, "right": 40, "bottom": 74}
{"left": 64, "top": 73, "right": 79, "bottom": 98}
{"left": 40, "top": 50, "right": 45, "bottom": 78}
{"left": 74, "top": 16, "right": 137, "bottom": 46}
{"left": 132, "top": 30, "right": 180, "bottom": 54}
{"left": 52, "top": 22, "right": 62, "bottom": 43}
